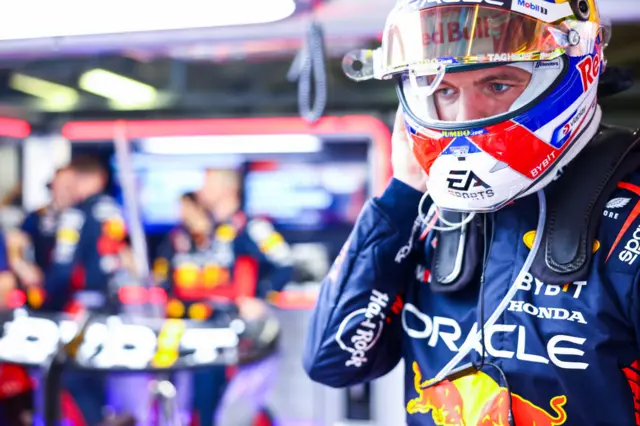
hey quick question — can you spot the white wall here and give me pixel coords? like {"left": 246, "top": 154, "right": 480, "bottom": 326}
{"left": 21, "top": 135, "right": 71, "bottom": 212}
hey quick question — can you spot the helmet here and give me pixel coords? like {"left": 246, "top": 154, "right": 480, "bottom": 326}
{"left": 343, "top": 0, "right": 610, "bottom": 213}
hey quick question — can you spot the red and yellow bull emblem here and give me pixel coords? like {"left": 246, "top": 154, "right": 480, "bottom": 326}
{"left": 202, "top": 264, "right": 230, "bottom": 288}
{"left": 174, "top": 262, "right": 231, "bottom": 300}
{"left": 102, "top": 218, "right": 127, "bottom": 241}
{"left": 173, "top": 263, "right": 200, "bottom": 288}
{"left": 408, "top": 362, "right": 567, "bottom": 426}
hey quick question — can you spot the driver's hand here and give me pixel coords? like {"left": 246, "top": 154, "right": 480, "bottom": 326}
{"left": 5, "top": 230, "right": 42, "bottom": 287}
{"left": 391, "top": 106, "right": 428, "bottom": 192}
{"left": 236, "top": 296, "right": 268, "bottom": 321}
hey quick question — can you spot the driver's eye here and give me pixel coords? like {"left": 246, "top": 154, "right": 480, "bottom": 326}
{"left": 437, "top": 88, "right": 455, "bottom": 96}
{"left": 491, "top": 83, "right": 511, "bottom": 93}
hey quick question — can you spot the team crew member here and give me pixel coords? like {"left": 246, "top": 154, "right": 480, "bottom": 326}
{"left": 44, "top": 156, "right": 129, "bottom": 426}
{"left": 20, "top": 166, "right": 77, "bottom": 271}
{"left": 43, "top": 156, "right": 128, "bottom": 312}
{"left": 153, "top": 169, "right": 293, "bottom": 426}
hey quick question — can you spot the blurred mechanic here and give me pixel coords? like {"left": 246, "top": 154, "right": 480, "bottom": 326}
{"left": 43, "top": 155, "right": 129, "bottom": 426}
{"left": 19, "top": 166, "right": 78, "bottom": 271}
{"left": 0, "top": 230, "right": 34, "bottom": 426}
{"left": 198, "top": 168, "right": 293, "bottom": 300}
{"left": 153, "top": 168, "right": 293, "bottom": 426}
{"left": 4, "top": 167, "right": 78, "bottom": 291}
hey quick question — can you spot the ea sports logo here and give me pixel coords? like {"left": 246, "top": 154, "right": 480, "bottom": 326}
{"left": 577, "top": 54, "right": 601, "bottom": 92}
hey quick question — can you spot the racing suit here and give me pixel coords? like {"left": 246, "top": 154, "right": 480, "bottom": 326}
{"left": 21, "top": 205, "right": 59, "bottom": 271}
{"left": 43, "top": 193, "right": 128, "bottom": 426}
{"left": 153, "top": 211, "right": 293, "bottom": 426}
{"left": 303, "top": 175, "right": 640, "bottom": 426}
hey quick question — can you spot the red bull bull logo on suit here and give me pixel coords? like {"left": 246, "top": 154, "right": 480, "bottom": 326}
{"left": 408, "top": 362, "right": 568, "bottom": 425}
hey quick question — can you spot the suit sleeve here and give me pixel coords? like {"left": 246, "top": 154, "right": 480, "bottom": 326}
{"left": 0, "top": 234, "right": 9, "bottom": 272}
{"left": 245, "top": 219, "right": 294, "bottom": 297}
{"left": 20, "top": 211, "right": 39, "bottom": 242}
{"left": 302, "top": 178, "right": 424, "bottom": 388}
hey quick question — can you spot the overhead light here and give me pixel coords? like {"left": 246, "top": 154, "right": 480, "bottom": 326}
{"left": 126, "top": 153, "right": 245, "bottom": 171}
{"left": 0, "top": 0, "right": 296, "bottom": 40}
{"left": 9, "top": 73, "right": 79, "bottom": 111}
{"left": 140, "top": 134, "right": 323, "bottom": 155}
{"left": 78, "top": 68, "right": 157, "bottom": 108}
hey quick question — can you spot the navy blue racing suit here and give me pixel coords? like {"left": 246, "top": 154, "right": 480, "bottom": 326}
{"left": 21, "top": 205, "right": 59, "bottom": 271}
{"left": 304, "top": 176, "right": 640, "bottom": 426}
{"left": 43, "top": 193, "right": 128, "bottom": 426}
{"left": 153, "top": 211, "right": 293, "bottom": 426}
{"left": 43, "top": 193, "right": 128, "bottom": 312}
{"left": 0, "top": 233, "right": 8, "bottom": 272}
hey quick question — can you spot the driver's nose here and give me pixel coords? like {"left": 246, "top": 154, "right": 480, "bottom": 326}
{"left": 454, "top": 89, "right": 491, "bottom": 122}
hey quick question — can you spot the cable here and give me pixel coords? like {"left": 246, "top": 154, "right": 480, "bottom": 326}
{"left": 420, "top": 191, "right": 552, "bottom": 426}
{"left": 483, "top": 362, "right": 515, "bottom": 426}
{"left": 417, "top": 190, "right": 477, "bottom": 233}
{"left": 287, "top": 21, "right": 327, "bottom": 123}
{"left": 475, "top": 213, "right": 514, "bottom": 426}
{"left": 421, "top": 213, "right": 515, "bottom": 424}
{"left": 478, "top": 214, "right": 488, "bottom": 369}
{"left": 434, "top": 191, "right": 547, "bottom": 379}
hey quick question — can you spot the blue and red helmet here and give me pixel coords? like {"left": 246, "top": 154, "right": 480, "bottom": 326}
{"left": 344, "top": 0, "right": 610, "bottom": 213}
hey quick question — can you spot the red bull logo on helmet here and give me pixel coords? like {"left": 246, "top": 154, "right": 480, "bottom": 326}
{"left": 422, "top": 18, "right": 498, "bottom": 46}
{"left": 408, "top": 362, "right": 568, "bottom": 425}
{"left": 410, "top": 0, "right": 506, "bottom": 8}
{"left": 577, "top": 53, "right": 602, "bottom": 92}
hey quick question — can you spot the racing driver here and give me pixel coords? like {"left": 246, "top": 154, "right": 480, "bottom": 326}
{"left": 303, "top": 1, "right": 640, "bottom": 425}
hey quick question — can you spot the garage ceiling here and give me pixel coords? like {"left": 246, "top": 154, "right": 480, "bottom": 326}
{"left": 0, "top": 0, "right": 637, "bottom": 126}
